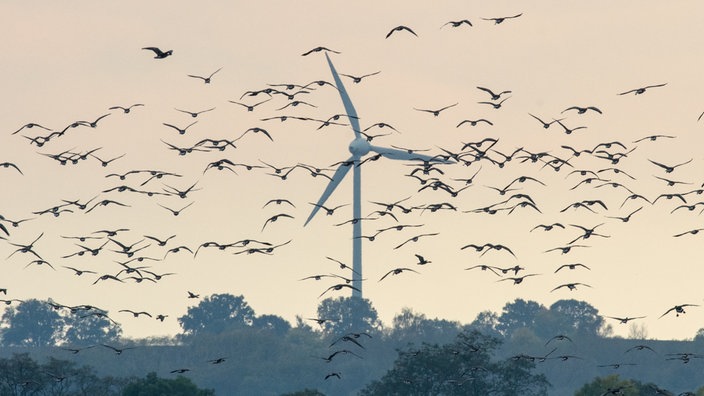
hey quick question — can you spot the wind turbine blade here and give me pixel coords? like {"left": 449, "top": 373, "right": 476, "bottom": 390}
{"left": 304, "top": 156, "right": 356, "bottom": 226}
{"left": 370, "top": 145, "right": 451, "bottom": 163}
{"left": 325, "top": 53, "right": 361, "bottom": 139}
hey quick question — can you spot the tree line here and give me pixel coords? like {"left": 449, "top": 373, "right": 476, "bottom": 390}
{"left": 1, "top": 294, "right": 704, "bottom": 395}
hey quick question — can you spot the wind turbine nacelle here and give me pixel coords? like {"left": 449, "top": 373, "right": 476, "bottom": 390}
{"left": 349, "top": 137, "right": 371, "bottom": 156}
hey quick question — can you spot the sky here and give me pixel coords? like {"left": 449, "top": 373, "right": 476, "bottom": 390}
{"left": 2, "top": 1, "right": 704, "bottom": 341}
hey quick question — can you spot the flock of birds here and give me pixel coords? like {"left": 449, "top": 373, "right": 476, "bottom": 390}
{"left": 3, "top": 8, "right": 704, "bottom": 391}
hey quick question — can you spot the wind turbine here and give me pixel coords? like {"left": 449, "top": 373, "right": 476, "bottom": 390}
{"left": 304, "top": 53, "right": 445, "bottom": 299}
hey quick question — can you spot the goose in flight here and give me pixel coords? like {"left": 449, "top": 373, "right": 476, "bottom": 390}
{"left": 554, "top": 263, "right": 591, "bottom": 273}
{"left": 142, "top": 47, "right": 172, "bottom": 59}
{"left": 301, "top": 47, "right": 341, "bottom": 56}
{"left": 550, "top": 283, "right": 592, "bottom": 292}
{"left": 497, "top": 274, "right": 539, "bottom": 285}
{"left": 606, "top": 316, "right": 646, "bottom": 324}
{"left": 618, "top": 83, "right": 667, "bottom": 95}
{"left": 562, "top": 106, "right": 602, "bottom": 114}
{"left": 379, "top": 267, "right": 420, "bottom": 282}
{"left": 482, "top": 13, "right": 522, "bottom": 24}
{"left": 441, "top": 20, "right": 473, "bottom": 28}
{"left": 659, "top": 304, "right": 699, "bottom": 318}
{"left": 413, "top": 103, "right": 458, "bottom": 117}
{"left": 340, "top": 71, "right": 381, "bottom": 84}
{"left": 386, "top": 25, "right": 418, "bottom": 39}
{"left": 319, "top": 283, "right": 361, "bottom": 298}
{"left": 477, "top": 86, "right": 511, "bottom": 100}
{"left": 187, "top": 67, "right": 222, "bottom": 84}
{"left": 109, "top": 103, "right": 144, "bottom": 114}
{"left": 648, "top": 158, "right": 692, "bottom": 173}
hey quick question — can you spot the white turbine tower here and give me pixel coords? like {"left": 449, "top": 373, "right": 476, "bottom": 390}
{"left": 304, "top": 54, "right": 444, "bottom": 299}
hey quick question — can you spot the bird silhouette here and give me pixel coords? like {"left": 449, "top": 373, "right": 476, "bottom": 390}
{"left": 187, "top": 67, "right": 222, "bottom": 84}
{"left": 551, "top": 283, "right": 592, "bottom": 292}
{"left": 413, "top": 103, "right": 458, "bottom": 117}
{"left": 378, "top": 267, "right": 420, "bottom": 281}
{"left": 163, "top": 121, "right": 198, "bottom": 135}
{"left": 482, "top": 13, "right": 522, "bottom": 24}
{"left": 301, "top": 47, "right": 341, "bottom": 56}
{"left": 562, "top": 106, "right": 602, "bottom": 114}
{"left": 142, "top": 47, "right": 173, "bottom": 59}
{"left": 319, "top": 284, "right": 361, "bottom": 298}
{"left": 618, "top": 83, "right": 667, "bottom": 95}
{"left": 386, "top": 25, "right": 418, "bottom": 38}
{"left": 261, "top": 213, "right": 295, "bottom": 231}
{"left": 477, "top": 86, "right": 511, "bottom": 100}
{"left": 393, "top": 233, "right": 439, "bottom": 250}
{"left": 175, "top": 107, "right": 215, "bottom": 118}
{"left": 607, "top": 316, "right": 646, "bottom": 324}
{"left": 659, "top": 304, "right": 699, "bottom": 318}
{"left": 441, "top": 19, "right": 472, "bottom": 29}
{"left": 340, "top": 71, "right": 381, "bottom": 84}
{"left": 497, "top": 274, "right": 540, "bottom": 285}
{"left": 109, "top": 104, "right": 144, "bottom": 113}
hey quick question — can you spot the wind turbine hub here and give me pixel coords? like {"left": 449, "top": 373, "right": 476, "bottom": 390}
{"left": 349, "top": 137, "right": 371, "bottom": 156}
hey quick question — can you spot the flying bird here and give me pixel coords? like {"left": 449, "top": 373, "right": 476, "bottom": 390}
{"left": 659, "top": 304, "right": 699, "bottom": 318}
{"left": 441, "top": 20, "right": 473, "bottom": 28}
{"left": 142, "top": 47, "right": 173, "bottom": 59}
{"left": 109, "top": 104, "right": 144, "bottom": 113}
{"left": 477, "top": 86, "right": 511, "bottom": 100}
{"left": 413, "top": 103, "right": 458, "bottom": 117}
{"left": 13, "top": 122, "right": 52, "bottom": 135}
{"left": 261, "top": 213, "right": 295, "bottom": 231}
{"left": 648, "top": 158, "right": 692, "bottom": 173}
{"left": 163, "top": 121, "right": 198, "bottom": 135}
{"left": 618, "top": 83, "right": 667, "bottom": 95}
{"left": 378, "top": 267, "right": 420, "bottom": 281}
{"left": 340, "top": 71, "right": 381, "bottom": 84}
{"left": 187, "top": 67, "right": 222, "bottom": 84}
{"left": 478, "top": 96, "right": 510, "bottom": 109}
{"left": 550, "top": 283, "right": 592, "bottom": 292}
{"left": 562, "top": 106, "right": 602, "bottom": 114}
{"left": 228, "top": 98, "right": 271, "bottom": 112}
{"left": 482, "top": 14, "right": 523, "bottom": 24}
{"left": 0, "top": 162, "right": 23, "bottom": 175}
{"left": 606, "top": 316, "right": 646, "bottom": 324}
{"left": 497, "top": 274, "right": 540, "bottom": 285}
{"left": 319, "top": 283, "right": 361, "bottom": 298}
{"left": 158, "top": 202, "right": 194, "bottom": 216}
{"left": 386, "top": 25, "right": 418, "bottom": 39}
{"left": 393, "top": 233, "right": 439, "bottom": 250}
{"left": 175, "top": 107, "right": 215, "bottom": 118}
{"left": 301, "top": 47, "right": 341, "bottom": 56}
{"left": 554, "top": 263, "right": 591, "bottom": 273}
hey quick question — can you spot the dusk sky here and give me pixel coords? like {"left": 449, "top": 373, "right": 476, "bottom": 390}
{"left": 2, "top": 1, "right": 704, "bottom": 341}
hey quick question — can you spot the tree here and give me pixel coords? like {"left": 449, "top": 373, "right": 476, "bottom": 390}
{"left": 389, "top": 307, "right": 461, "bottom": 345}
{"left": 178, "top": 294, "right": 255, "bottom": 337}
{"left": 0, "top": 353, "right": 126, "bottom": 396}
{"left": 360, "top": 329, "right": 549, "bottom": 396}
{"left": 253, "top": 314, "right": 291, "bottom": 336}
{"left": 122, "top": 372, "right": 214, "bottom": 396}
{"left": 1, "top": 299, "right": 63, "bottom": 346}
{"left": 0, "top": 353, "right": 44, "bottom": 395}
{"left": 468, "top": 310, "right": 500, "bottom": 336}
{"left": 627, "top": 322, "right": 648, "bottom": 340}
{"left": 62, "top": 311, "right": 122, "bottom": 346}
{"left": 495, "top": 299, "right": 547, "bottom": 337}
{"left": 548, "top": 299, "right": 609, "bottom": 337}
{"left": 280, "top": 389, "right": 325, "bottom": 396}
{"left": 316, "top": 297, "right": 381, "bottom": 335}
{"left": 574, "top": 374, "right": 654, "bottom": 396}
